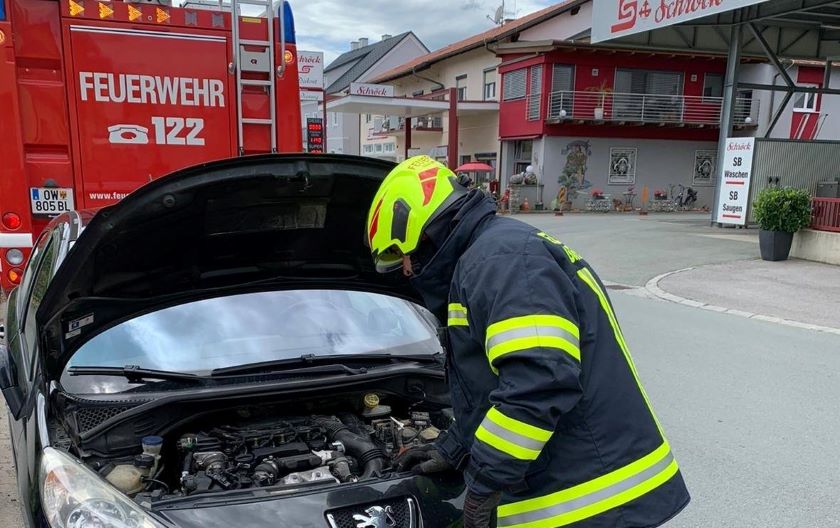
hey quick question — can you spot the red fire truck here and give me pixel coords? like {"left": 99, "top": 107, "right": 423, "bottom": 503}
{"left": 0, "top": 0, "right": 304, "bottom": 293}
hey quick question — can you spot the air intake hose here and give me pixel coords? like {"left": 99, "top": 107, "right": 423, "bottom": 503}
{"left": 314, "top": 417, "right": 386, "bottom": 479}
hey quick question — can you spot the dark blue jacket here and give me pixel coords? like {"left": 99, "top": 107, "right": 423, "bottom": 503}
{"left": 411, "top": 192, "right": 689, "bottom": 528}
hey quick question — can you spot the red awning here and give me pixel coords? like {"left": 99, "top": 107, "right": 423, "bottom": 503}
{"left": 455, "top": 162, "right": 495, "bottom": 172}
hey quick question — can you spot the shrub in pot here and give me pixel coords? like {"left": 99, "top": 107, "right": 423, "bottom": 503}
{"left": 752, "top": 187, "right": 812, "bottom": 261}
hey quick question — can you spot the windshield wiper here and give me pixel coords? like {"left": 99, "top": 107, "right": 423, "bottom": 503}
{"left": 68, "top": 363, "right": 366, "bottom": 387}
{"left": 211, "top": 352, "right": 441, "bottom": 377}
{"left": 67, "top": 365, "right": 206, "bottom": 384}
{"left": 213, "top": 363, "right": 367, "bottom": 377}
{"left": 317, "top": 353, "right": 443, "bottom": 364}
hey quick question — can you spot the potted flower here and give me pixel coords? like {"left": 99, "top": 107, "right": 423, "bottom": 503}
{"left": 584, "top": 82, "right": 612, "bottom": 120}
{"left": 654, "top": 189, "right": 668, "bottom": 200}
{"left": 591, "top": 188, "right": 605, "bottom": 200}
{"left": 752, "top": 187, "right": 812, "bottom": 261}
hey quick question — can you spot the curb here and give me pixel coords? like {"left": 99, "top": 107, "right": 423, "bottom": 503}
{"left": 644, "top": 268, "right": 840, "bottom": 336}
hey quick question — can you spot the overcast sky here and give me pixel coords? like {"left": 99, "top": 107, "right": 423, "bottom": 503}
{"left": 290, "top": 0, "right": 557, "bottom": 64}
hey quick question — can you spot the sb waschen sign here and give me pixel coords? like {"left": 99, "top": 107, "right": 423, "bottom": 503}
{"left": 715, "top": 137, "right": 755, "bottom": 226}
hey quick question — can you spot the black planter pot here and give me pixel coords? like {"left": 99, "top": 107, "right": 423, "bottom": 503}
{"left": 759, "top": 229, "right": 794, "bottom": 261}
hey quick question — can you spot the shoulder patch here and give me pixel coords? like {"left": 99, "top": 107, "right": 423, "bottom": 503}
{"left": 535, "top": 231, "right": 562, "bottom": 245}
{"left": 535, "top": 231, "right": 582, "bottom": 263}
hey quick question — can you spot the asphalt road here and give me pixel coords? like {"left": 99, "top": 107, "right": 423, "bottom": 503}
{"left": 0, "top": 417, "right": 20, "bottom": 528}
{"left": 617, "top": 292, "right": 840, "bottom": 527}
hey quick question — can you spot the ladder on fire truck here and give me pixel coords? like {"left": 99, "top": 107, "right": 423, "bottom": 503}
{"left": 228, "top": 0, "right": 285, "bottom": 153}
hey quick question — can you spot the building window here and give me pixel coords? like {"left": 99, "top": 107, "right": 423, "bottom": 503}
{"left": 375, "top": 143, "right": 383, "bottom": 153}
{"left": 460, "top": 154, "right": 472, "bottom": 165}
{"left": 702, "top": 73, "right": 723, "bottom": 99}
{"left": 549, "top": 64, "right": 574, "bottom": 118}
{"left": 503, "top": 69, "right": 527, "bottom": 101}
{"left": 384, "top": 143, "right": 395, "bottom": 153}
{"left": 527, "top": 65, "right": 543, "bottom": 121}
{"left": 513, "top": 140, "right": 532, "bottom": 175}
{"left": 456, "top": 74, "right": 468, "bottom": 101}
{"left": 363, "top": 144, "right": 374, "bottom": 154}
{"left": 484, "top": 81, "right": 496, "bottom": 100}
{"left": 615, "top": 69, "right": 683, "bottom": 95}
{"left": 614, "top": 69, "right": 684, "bottom": 121}
{"left": 474, "top": 152, "right": 497, "bottom": 188}
{"left": 735, "top": 89, "right": 754, "bottom": 123}
{"left": 483, "top": 68, "right": 497, "bottom": 100}
{"left": 793, "top": 85, "right": 818, "bottom": 112}
{"left": 430, "top": 145, "right": 448, "bottom": 163}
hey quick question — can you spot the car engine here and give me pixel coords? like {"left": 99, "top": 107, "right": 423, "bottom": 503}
{"left": 109, "top": 397, "right": 449, "bottom": 502}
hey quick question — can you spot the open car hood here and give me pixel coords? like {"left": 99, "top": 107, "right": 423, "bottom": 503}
{"left": 37, "top": 154, "right": 421, "bottom": 379}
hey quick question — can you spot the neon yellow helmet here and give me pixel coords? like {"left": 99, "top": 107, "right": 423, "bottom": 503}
{"left": 367, "top": 156, "right": 467, "bottom": 273}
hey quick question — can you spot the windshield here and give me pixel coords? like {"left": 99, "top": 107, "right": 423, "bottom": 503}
{"left": 62, "top": 290, "right": 441, "bottom": 394}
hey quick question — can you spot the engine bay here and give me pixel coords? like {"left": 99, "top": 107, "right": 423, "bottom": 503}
{"left": 80, "top": 393, "right": 452, "bottom": 503}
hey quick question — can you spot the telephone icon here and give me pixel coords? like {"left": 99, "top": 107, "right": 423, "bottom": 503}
{"left": 107, "top": 124, "right": 150, "bottom": 145}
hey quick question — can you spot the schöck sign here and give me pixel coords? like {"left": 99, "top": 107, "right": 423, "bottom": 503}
{"left": 350, "top": 82, "right": 394, "bottom": 97}
{"left": 298, "top": 51, "right": 324, "bottom": 90}
{"left": 592, "top": 0, "right": 770, "bottom": 42}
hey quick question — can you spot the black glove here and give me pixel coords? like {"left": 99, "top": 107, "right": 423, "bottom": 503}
{"left": 394, "top": 444, "right": 453, "bottom": 475}
{"left": 463, "top": 490, "right": 502, "bottom": 528}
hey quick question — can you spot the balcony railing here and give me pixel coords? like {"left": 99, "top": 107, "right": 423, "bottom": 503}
{"left": 811, "top": 197, "right": 840, "bottom": 232}
{"left": 542, "top": 91, "right": 759, "bottom": 126}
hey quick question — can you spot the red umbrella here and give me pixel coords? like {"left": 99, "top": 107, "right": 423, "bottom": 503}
{"left": 455, "top": 162, "right": 494, "bottom": 172}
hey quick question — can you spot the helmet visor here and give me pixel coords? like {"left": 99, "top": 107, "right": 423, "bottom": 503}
{"left": 372, "top": 245, "right": 404, "bottom": 274}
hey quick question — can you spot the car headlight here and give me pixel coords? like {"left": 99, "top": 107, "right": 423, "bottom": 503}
{"left": 40, "top": 447, "right": 162, "bottom": 528}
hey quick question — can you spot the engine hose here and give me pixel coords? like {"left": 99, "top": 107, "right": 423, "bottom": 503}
{"left": 314, "top": 417, "right": 386, "bottom": 479}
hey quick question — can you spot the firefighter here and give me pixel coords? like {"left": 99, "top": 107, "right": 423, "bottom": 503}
{"left": 367, "top": 156, "right": 689, "bottom": 528}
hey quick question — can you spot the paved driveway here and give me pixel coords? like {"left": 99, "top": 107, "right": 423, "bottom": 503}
{"left": 518, "top": 212, "right": 758, "bottom": 286}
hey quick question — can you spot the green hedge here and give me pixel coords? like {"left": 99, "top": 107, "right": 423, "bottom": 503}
{"left": 752, "top": 187, "right": 812, "bottom": 233}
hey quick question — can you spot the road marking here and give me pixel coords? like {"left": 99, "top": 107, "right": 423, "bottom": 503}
{"left": 644, "top": 269, "right": 840, "bottom": 336}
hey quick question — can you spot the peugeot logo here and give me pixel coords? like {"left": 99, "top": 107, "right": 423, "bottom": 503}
{"left": 353, "top": 505, "right": 397, "bottom": 528}
{"left": 326, "top": 497, "right": 416, "bottom": 528}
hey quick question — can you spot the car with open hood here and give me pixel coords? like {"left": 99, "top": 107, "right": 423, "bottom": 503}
{"left": 1, "top": 154, "right": 466, "bottom": 528}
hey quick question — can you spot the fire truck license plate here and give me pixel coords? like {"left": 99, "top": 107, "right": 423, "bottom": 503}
{"left": 30, "top": 188, "right": 75, "bottom": 215}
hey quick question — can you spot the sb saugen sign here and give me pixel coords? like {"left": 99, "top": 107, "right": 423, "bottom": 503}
{"left": 592, "top": 0, "right": 770, "bottom": 42}
{"left": 715, "top": 137, "right": 755, "bottom": 226}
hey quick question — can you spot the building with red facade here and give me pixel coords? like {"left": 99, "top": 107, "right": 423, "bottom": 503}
{"left": 495, "top": 40, "right": 762, "bottom": 210}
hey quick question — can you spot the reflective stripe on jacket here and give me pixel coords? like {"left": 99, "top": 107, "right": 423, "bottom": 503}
{"left": 430, "top": 196, "right": 689, "bottom": 528}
